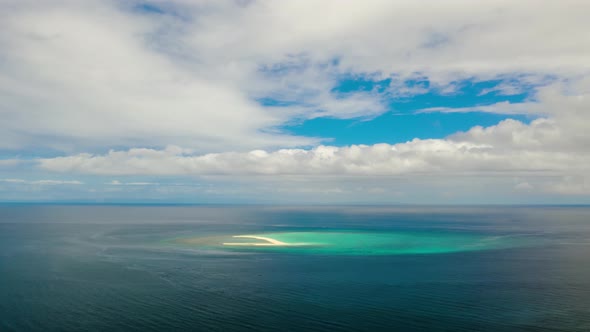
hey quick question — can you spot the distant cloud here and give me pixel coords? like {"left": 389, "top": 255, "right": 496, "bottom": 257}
{"left": 37, "top": 116, "right": 589, "bottom": 178}
{"left": 107, "top": 180, "right": 158, "bottom": 186}
{"left": 544, "top": 176, "right": 589, "bottom": 195}
{"left": 0, "top": 159, "right": 22, "bottom": 167}
{"left": 0, "top": 179, "right": 26, "bottom": 183}
{"left": 514, "top": 182, "right": 534, "bottom": 191}
{"left": 0, "top": 179, "right": 83, "bottom": 185}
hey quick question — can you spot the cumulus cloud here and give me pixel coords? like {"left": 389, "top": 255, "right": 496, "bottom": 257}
{"left": 37, "top": 116, "right": 590, "bottom": 177}
{"left": 2, "top": 0, "right": 590, "bottom": 202}
{"left": 0, "top": 0, "right": 317, "bottom": 152}
{"left": 36, "top": 79, "right": 590, "bottom": 200}
{"left": 1, "top": 0, "right": 589, "bottom": 152}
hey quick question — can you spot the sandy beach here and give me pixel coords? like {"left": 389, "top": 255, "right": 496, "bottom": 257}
{"left": 223, "top": 235, "right": 296, "bottom": 246}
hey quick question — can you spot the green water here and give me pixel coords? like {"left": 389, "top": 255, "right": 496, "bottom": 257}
{"left": 182, "top": 231, "right": 523, "bottom": 255}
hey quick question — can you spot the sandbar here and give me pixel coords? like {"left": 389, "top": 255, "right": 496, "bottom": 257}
{"left": 223, "top": 235, "right": 304, "bottom": 247}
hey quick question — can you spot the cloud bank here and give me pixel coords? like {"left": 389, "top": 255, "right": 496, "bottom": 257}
{"left": 38, "top": 118, "right": 587, "bottom": 177}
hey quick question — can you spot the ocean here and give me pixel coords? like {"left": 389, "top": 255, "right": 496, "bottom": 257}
{"left": 1, "top": 205, "right": 590, "bottom": 331}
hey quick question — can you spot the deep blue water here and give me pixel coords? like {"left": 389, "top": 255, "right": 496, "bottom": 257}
{"left": 1, "top": 205, "right": 590, "bottom": 331}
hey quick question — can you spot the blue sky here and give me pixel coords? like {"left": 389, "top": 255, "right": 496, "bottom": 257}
{"left": 281, "top": 78, "right": 534, "bottom": 146}
{"left": 0, "top": 0, "right": 589, "bottom": 204}
{"left": 283, "top": 112, "right": 530, "bottom": 146}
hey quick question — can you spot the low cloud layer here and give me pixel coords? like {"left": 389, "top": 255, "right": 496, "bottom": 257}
{"left": 1, "top": 178, "right": 83, "bottom": 185}
{"left": 38, "top": 118, "right": 588, "bottom": 179}
{"left": 38, "top": 77, "right": 590, "bottom": 181}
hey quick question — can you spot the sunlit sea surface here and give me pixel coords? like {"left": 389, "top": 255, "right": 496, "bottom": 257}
{"left": 1, "top": 205, "right": 590, "bottom": 331}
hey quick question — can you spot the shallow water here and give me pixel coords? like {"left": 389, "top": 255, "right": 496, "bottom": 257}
{"left": 180, "top": 230, "right": 531, "bottom": 255}
{"left": 1, "top": 205, "right": 590, "bottom": 331}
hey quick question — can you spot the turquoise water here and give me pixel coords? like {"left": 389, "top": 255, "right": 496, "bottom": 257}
{"left": 2, "top": 205, "right": 590, "bottom": 331}
{"left": 188, "top": 231, "right": 524, "bottom": 255}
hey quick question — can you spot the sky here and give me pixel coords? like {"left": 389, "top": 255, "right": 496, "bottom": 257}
{"left": 1, "top": 0, "right": 589, "bottom": 204}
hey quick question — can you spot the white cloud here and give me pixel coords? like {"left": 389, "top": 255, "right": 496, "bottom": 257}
{"left": 176, "top": 0, "right": 590, "bottom": 78}
{"left": 36, "top": 116, "right": 590, "bottom": 177}
{"left": 107, "top": 180, "right": 158, "bottom": 186}
{"left": 2, "top": 1, "right": 590, "bottom": 202}
{"left": 543, "top": 176, "right": 589, "bottom": 195}
{"left": 35, "top": 80, "right": 590, "bottom": 199}
{"left": 0, "top": 179, "right": 27, "bottom": 184}
{"left": 514, "top": 182, "right": 533, "bottom": 191}
{"left": 0, "top": 178, "right": 83, "bottom": 185}
{"left": 0, "top": 159, "right": 22, "bottom": 167}
{"left": 34, "top": 180, "right": 83, "bottom": 185}
{"left": 0, "top": 0, "right": 317, "bottom": 152}
{"left": 1, "top": 0, "right": 589, "bottom": 153}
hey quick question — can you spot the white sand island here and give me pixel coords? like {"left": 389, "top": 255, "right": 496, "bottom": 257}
{"left": 223, "top": 235, "right": 308, "bottom": 247}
